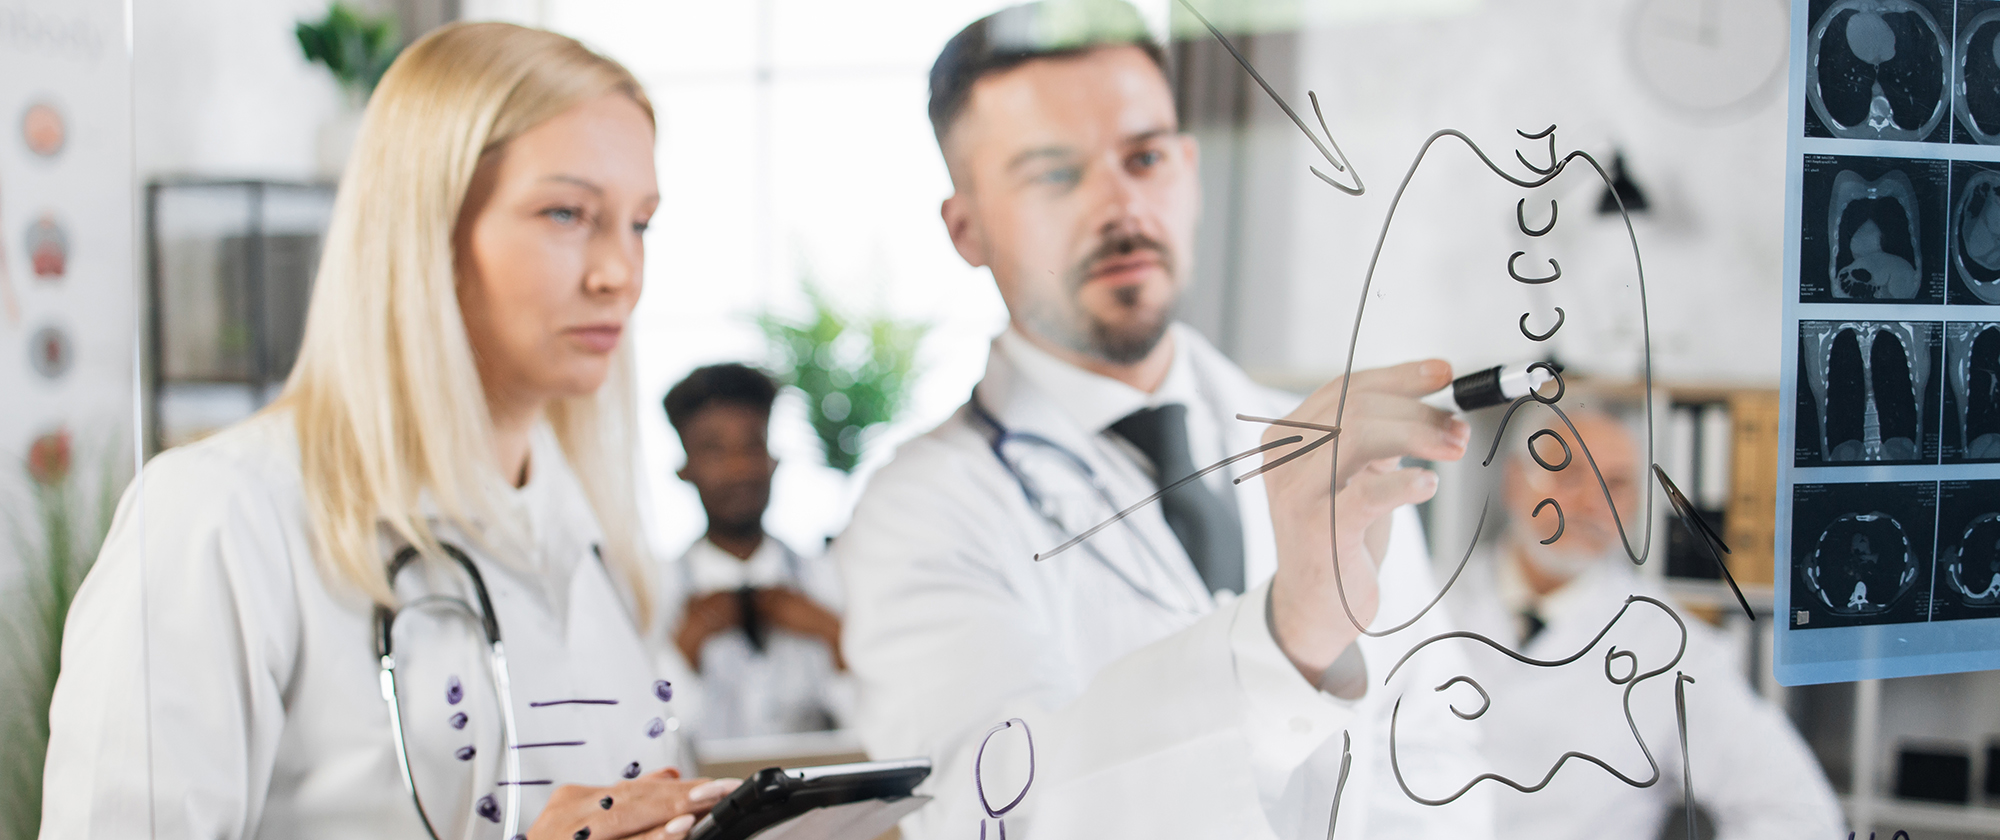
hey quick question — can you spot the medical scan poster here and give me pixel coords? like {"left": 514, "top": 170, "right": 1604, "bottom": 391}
{"left": 1779, "top": 0, "right": 2000, "bottom": 684}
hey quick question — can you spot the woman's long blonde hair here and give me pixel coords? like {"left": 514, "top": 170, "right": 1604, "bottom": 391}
{"left": 277, "top": 22, "right": 655, "bottom": 622}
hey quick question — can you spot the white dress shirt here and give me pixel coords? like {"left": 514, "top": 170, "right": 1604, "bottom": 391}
{"left": 836, "top": 324, "right": 1491, "bottom": 839}
{"left": 668, "top": 536, "right": 851, "bottom": 739}
{"left": 994, "top": 329, "right": 1232, "bottom": 500}
{"left": 1444, "top": 544, "right": 1843, "bottom": 840}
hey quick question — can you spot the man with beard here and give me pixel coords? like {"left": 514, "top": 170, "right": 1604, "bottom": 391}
{"left": 1443, "top": 408, "right": 1837, "bottom": 840}
{"left": 664, "top": 363, "right": 850, "bottom": 738}
{"left": 834, "top": 3, "right": 1489, "bottom": 837}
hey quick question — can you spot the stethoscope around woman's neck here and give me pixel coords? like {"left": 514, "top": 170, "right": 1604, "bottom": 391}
{"left": 964, "top": 392, "right": 1209, "bottom": 619}
{"left": 375, "top": 542, "right": 524, "bottom": 840}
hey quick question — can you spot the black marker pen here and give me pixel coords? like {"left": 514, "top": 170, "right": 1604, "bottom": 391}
{"left": 1421, "top": 364, "right": 1553, "bottom": 413}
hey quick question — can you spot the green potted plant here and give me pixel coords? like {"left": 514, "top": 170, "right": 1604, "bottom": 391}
{"left": 296, "top": 2, "right": 403, "bottom": 177}
{"left": 0, "top": 430, "right": 122, "bottom": 840}
{"left": 757, "top": 281, "right": 927, "bottom": 474}
{"left": 296, "top": 2, "right": 402, "bottom": 96}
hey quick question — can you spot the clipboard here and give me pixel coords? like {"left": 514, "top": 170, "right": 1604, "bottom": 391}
{"left": 687, "top": 758, "right": 932, "bottom": 840}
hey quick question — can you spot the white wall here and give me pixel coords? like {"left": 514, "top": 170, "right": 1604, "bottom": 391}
{"left": 134, "top": 0, "right": 374, "bottom": 181}
{"left": 1230, "top": 0, "right": 1790, "bottom": 387}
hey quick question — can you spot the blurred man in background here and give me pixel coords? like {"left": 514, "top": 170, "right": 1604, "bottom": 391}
{"left": 665, "top": 363, "right": 850, "bottom": 738}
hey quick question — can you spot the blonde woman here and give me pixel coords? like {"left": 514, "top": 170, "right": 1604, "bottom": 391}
{"left": 41, "top": 23, "right": 734, "bottom": 840}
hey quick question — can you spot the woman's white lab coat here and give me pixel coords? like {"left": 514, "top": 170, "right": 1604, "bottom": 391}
{"left": 39, "top": 412, "right": 697, "bottom": 839}
{"left": 835, "top": 327, "right": 1492, "bottom": 840}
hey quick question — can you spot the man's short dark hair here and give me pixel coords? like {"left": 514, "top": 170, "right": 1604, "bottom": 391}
{"left": 928, "top": 0, "right": 1169, "bottom": 143}
{"left": 663, "top": 363, "right": 779, "bottom": 435}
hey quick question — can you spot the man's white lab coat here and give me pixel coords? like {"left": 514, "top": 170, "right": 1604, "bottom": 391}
{"left": 1443, "top": 546, "right": 1842, "bottom": 840}
{"left": 836, "top": 325, "right": 1493, "bottom": 839}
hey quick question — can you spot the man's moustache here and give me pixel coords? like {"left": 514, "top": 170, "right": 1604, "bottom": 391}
{"left": 1073, "top": 236, "right": 1173, "bottom": 283}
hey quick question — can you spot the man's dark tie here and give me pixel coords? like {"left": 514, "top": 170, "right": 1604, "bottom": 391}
{"left": 1521, "top": 608, "right": 1547, "bottom": 645}
{"left": 1109, "top": 404, "right": 1245, "bottom": 594}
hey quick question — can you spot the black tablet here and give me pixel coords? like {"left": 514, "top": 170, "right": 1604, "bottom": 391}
{"left": 687, "top": 758, "right": 931, "bottom": 840}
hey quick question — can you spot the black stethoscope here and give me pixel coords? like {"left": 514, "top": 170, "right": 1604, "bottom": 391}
{"left": 375, "top": 542, "right": 523, "bottom": 840}
{"left": 966, "top": 394, "right": 1209, "bottom": 618}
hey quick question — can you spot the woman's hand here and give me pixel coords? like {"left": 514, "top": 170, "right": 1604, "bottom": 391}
{"left": 1261, "top": 360, "right": 1468, "bottom": 683}
{"left": 527, "top": 769, "right": 741, "bottom": 840}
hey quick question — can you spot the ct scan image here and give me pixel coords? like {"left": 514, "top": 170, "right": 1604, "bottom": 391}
{"left": 1943, "top": 321, "right": 2000, "bottom": 461}
{"left": 1956, "top": 1, "right": 2000, "bottom": 144}
{"left": 1950, "top": 161, "right": 2000, "bottom": 303}
{"left": 1796, "top": 320, "right": 1944, "bottom": 465}
{"left": 1931, "top": 480, "right": 2000, "bottom": 621}
{"left": 1791, "top": 480, "right": 1938, "bottom": 630}
{"left": 1801, "top": 155, "right": 1947, "bottom": 304}
{"left": 1807, "top": 0, "right": 1954, "bottom": 143}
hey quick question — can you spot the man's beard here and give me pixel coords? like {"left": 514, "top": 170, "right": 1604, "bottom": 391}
{"left": 1516, "top": 538, "right": 1599, "bottom": 582}
{"left": 1051, "top": 232, "right": 1177, "bottom": 365}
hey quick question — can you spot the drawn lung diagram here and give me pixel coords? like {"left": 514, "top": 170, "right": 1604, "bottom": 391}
{"left": 1383, "top": 596, "right": 1691, "bottom": 806}
{"left": 1022, "top": 3, "right": 1742, "bottom": 836}
{"left": 1307, "top": 118, "right": 1721, "bottom": 832}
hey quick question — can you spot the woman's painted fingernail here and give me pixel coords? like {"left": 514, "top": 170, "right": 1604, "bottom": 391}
{"left": 689, "top": 778, "right": 740, "bottom": 801}
{"left": 664, "top": 814, "right": 695, "bottom": 837}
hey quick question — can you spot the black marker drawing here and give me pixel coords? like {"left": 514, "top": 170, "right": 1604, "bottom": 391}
{"left": 1520, "top": 308, "right": 1565, "bottom": 342}
{"left": 1674, "top": 672, "right": 1696, "bottom": 838}
{"left": 1325, "top": 731, "right": 1352, "bottom": 840}
{"left": 1380, "top": 596, "right": 1690, "bottom": 806}
{"left": 1172, "top": 0, "right": 1362, "bottom": 196}
{"left": 1654, "top": 466, "right": 1756, "bottom": 621}
{"left": 1517, "top": 199, "right": 1557, "bottom": 237}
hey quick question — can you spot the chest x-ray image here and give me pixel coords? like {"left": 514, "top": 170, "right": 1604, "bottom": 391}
{"left": 1935, "top": 481, "right": 2000, "bottom": 618}
{"left": 1797, "top": 320, "right": 1943, "bottom": 465}
{"left": 1955, "top": 7, "right": 2000, "bottom": 143}
{"left": 1791, "top": 480, "right": 1939, "bottom": 629}
{"left": 1951, "top": 162, "right": 2000, "bottom": 303}
{"left": 1944, "top": 321, "right": 2000, "bottom": 461}
{"left": 1807, "top": 0, "right": 1952, "bottom": 142}
{"left": 1833, "top": 170, "right": 1923, "bottom": 299}
{"left": 1800, "top": 155, "right": 1947, "bottom": 303}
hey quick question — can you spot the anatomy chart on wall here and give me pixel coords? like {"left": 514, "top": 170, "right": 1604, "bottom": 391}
{"left": 1780, "top": 0, "right": 2000, "bottom": 683}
